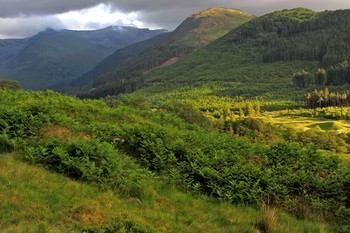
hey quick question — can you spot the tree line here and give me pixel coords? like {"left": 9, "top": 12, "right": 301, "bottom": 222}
{"left": 0, "top": 79, "right": 21, "bottom": 90}
{"left": 293, "top": 61, "right": 350, "bottom": 87}
{"left": 305, "top": 88, "right": 350, "bottom": 108}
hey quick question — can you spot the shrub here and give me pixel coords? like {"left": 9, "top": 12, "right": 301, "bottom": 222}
{"left": 23, "top": 137, "right": 149, "bottom": 198}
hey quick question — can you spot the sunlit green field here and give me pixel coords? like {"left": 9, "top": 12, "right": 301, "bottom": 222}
{"left": 265, "top": 114, "right": 350, "bottom": 133}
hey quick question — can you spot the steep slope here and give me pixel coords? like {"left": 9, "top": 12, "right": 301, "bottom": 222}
{"left": 71, "top": 33, "right": 170, "bottom": 87}
{"left": 0, "top": 38, "right": 28, "bottom": 67}
{"left": 76, "top": 8, "right": 254, "bottom": 98}
{"left": 0, "top": 27, "right": 165, "bottom": 90}
{"left": 135, "top": 8, "right": 350, "bottom": 100}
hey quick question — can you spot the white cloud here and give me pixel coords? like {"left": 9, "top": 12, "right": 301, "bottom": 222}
{"left": 56, "top": 4, "right": 144, "bottom": 30}
{"left": 0, "top": 3, "right": 146, "bottom": 39}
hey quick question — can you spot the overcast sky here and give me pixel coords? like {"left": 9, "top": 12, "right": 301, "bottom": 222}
{"left": 1, "top": 0, "right": 350, "bottom": 39}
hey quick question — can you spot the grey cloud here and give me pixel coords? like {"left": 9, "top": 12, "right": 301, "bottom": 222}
{"left": 1, "top": 0, "right": 350, "bottom": 19}
{"left": 0, "top": 0, "right": 101, "bottom": 17}
{"left": 0, "top": 0, "right": 350, "bottom": 38}
{"left": 108, "top": 0, "right": 350, "bottom": 29}
{"left": 0, "top": 16, "right": 64, "bottom": 38}
{"left": 109, "top": 0, "right": 249, "bottom": 29}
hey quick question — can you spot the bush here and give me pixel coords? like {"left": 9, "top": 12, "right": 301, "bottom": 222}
{"left": 23, "top": 137, "right": 149, "bottom": 198}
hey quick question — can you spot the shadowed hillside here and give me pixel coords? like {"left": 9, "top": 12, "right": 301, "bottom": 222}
{"left": 0, "top": 27, "right": 166, "bottom": 90}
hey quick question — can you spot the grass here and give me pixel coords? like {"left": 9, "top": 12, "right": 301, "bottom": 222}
{"left": 0, "top": 153, "right": 337, "bottom": 233}
{"left": 265, "top": 114, "right": 350, "bottom": 134}
{"left": 257, "top": 203, "right": 277, "bottom": 233}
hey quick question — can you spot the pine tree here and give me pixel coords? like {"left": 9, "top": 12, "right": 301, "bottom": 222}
{"left": 315, "top": 68, "right": 327, "bottom": 86}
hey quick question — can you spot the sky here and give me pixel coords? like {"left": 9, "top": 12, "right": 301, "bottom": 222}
{"left": 0, "top": 0, "right": 350, "bottom": 39}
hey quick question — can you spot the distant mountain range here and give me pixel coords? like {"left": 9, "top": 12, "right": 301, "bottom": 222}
{"left": 75, "top": 8, "right": 255, "bottom": 98}
{"left": 0, "top": 27, "right": 166, "bottom": 90}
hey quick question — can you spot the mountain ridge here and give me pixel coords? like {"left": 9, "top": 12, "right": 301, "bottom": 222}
{"left": 125, "top": 8, "right": 350, "bottom": 101}
{"left": 75, "top": 7, "right": 255, "bottom": 98}
{"left": 0, "top": 26, "right": 166, "bottom": 90}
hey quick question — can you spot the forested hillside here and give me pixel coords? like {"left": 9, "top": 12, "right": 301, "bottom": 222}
{"left": 76, "top": 8, "right": 254, "bottom": 99}
{"left": 83, "top": 8, "right": 350, "bottom": 101}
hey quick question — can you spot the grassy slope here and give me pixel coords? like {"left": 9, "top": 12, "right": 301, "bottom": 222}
{"left": 0, "top": 89, "right": 344, "bottom": 232}
{"left": 0, "top": 154, "right": 334, "bottom": 233}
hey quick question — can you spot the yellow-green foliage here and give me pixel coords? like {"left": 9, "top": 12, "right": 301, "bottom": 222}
{"left": 0, "top": 154, "right": 338, "bottom": 233}
{"left": 0, "top": 89, "right": 349, "bottom": 231}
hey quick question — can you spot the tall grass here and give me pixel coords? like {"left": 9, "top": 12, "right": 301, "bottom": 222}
{"left": 257, "top": 202, "right": 277, "bottom": 233}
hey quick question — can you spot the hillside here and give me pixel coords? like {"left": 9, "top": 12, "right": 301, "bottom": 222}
{"left": 75, "top": 8, "right": 255, "bottom": 98}
{"left": 0, "top": 89, "right": 346, "bottom": 232}
{"left": 84, "top": 8, "right": 348, "bottom": 106}
{"left": 0, "top": 27, "right": 165, "bottom": 90}
{"left": 1, "top": 153, "right": 339, "bottom": 232}
{"left": 0, "top": 38, "right": 28, "bottom": 67}
{"left": 71, "top": 33, "right": 170, "bottom": 87}
{"left": 135, "top": 9, "right": 350, "bottom": 99}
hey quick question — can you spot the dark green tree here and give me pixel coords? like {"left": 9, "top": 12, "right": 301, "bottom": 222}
{"left": 0, "top": 79, "right": 21, "bottom": 90}
{"left": 293, "top": 70, "right": 314, "bottom": 87}
{"left": 315, "top": 68, "right": 327, "bottom": 86}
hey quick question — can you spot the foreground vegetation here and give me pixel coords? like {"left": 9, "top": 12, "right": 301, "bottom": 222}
{"left": 1, "top": 89, "right": 350, "bottom": 232}
{"left": 1, "top": 154, "right": 335, "bottom": 233}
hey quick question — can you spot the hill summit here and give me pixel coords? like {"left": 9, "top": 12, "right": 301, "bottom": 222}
{"left": 170, "top": 7, "right": 254, "bottom": 47}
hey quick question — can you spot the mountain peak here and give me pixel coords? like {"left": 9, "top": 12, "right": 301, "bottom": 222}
{"left": 171, "top": 7, "right": 255, "bottom": 47}
{"left": 192, "top": 8, "right": 254, "bottom": 19}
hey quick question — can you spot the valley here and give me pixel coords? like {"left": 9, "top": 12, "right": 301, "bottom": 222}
{"left": 1, "top": 6, "right": 350, "bottom": 233}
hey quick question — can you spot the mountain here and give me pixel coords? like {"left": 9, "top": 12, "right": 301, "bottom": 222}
{"left": 75, "top": 8, "right": 255, "bottom": 98}
{"left": 0, "top": 38, "right": 28, "bottom": 67}
{"left": 64, "top": 26, "right": 167, "bottom": 51}
{"left": 0, "top": 27, "right": 166, "bottom": 90}
{"left": 71, "top": 33, "right": 170, "bottom": 87}
{"left": 128, "top": 8, "right": 350, "bottom": 100}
